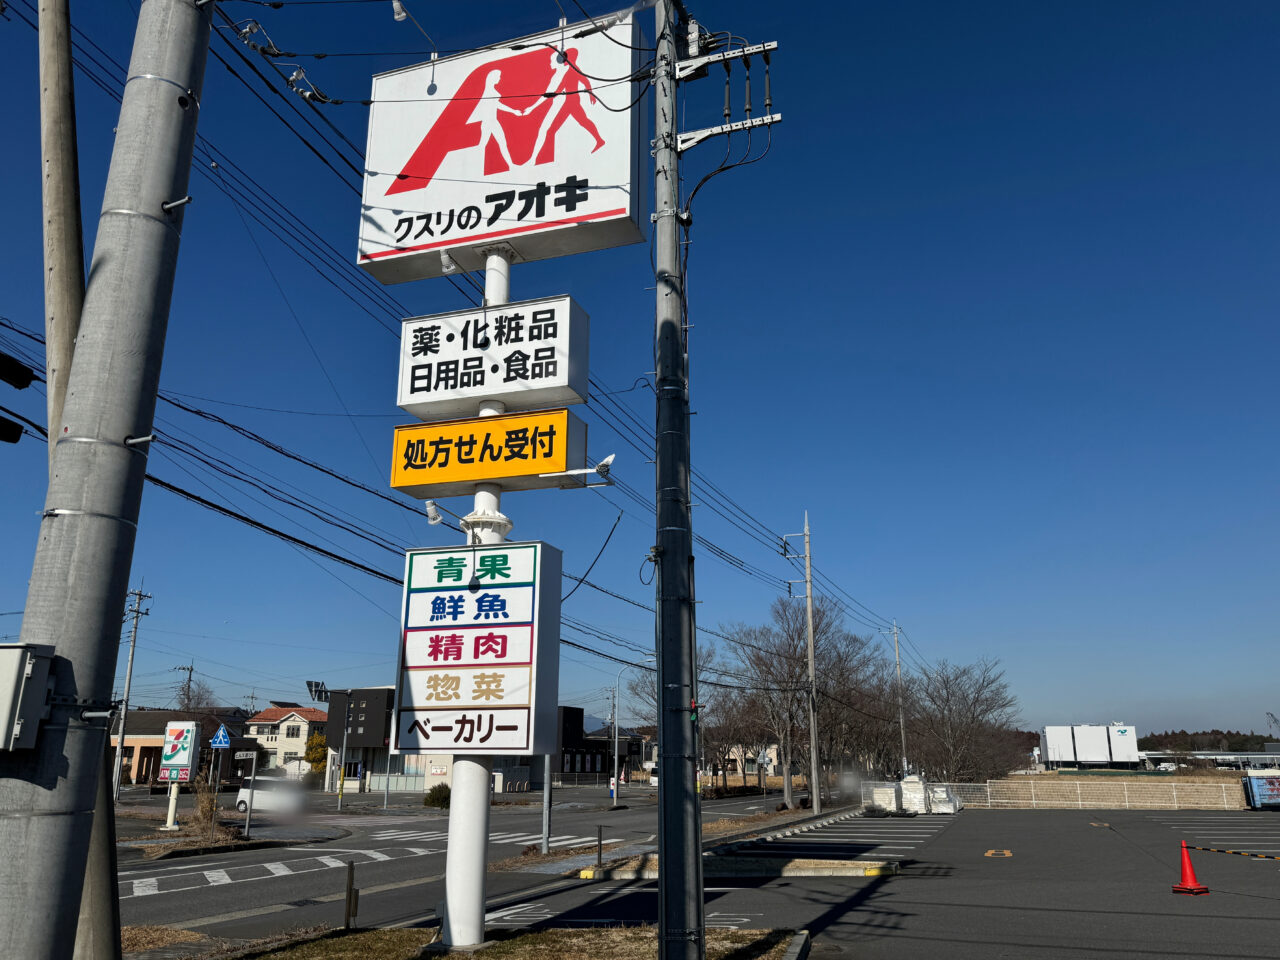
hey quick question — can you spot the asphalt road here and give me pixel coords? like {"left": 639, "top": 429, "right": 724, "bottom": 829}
{"left": 116, "top": 787, "right": 781, "bottom": 936}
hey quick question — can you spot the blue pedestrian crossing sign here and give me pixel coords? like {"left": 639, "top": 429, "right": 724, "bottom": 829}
{"left": 210, "top": 724, "right": 231, "bottom": 749}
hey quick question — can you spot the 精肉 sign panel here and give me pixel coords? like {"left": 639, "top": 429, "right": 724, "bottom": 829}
{"left": 398, "top": 295, "right": 588, "bottom": 421}
{"left": 359, "top": 16, "right": 645, "bottom": 284}
{"left": 389, "top": 408, "right": 585, "bottom": 498}
{"left": 394, "top": 542, "right": 560, "bottom": 755}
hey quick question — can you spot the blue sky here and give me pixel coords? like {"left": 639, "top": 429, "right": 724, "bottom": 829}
{"left": 1, "top": 1, "right": 1277, "bottom": 737}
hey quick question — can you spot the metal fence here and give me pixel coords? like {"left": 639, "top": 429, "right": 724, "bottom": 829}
{"left": 367, "top": 774, "right": 426, "bottom": 793}
{"left": 861, "top": 779, "right": 1246, "bottom": 811}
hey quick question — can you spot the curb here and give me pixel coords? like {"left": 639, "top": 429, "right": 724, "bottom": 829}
{"left": 703, "top": 803, "right": 859, "bottom": 852}
{"left": 709, "top": 806, "right": 861, "bottom": 854}
{"left": 579, "top": 856, "right": 895, "bottom": 880}
{"left": 120, "top": 830, "right": 347, "bottom": 861}
{"left": 782, "top": 930, "right": 811, "bottom": 960}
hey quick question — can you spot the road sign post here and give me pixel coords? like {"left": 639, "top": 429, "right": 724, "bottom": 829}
{"left": 237, "top": 751, "right": 257, "bottom": 839}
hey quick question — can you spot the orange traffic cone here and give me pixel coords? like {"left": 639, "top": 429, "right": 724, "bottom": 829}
{"left": 1172, "top": 840, "right": 1209, "bottom": 895}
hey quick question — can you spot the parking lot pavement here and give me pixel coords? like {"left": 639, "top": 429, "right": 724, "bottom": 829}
{"left": 427, "top": 809, "right": 1280, "bottom": 960}
{"left": 729, "top": 812, "right": 955, "bottom": 861}
{"left": 1143, "top": 811, "right": 1280, "bottom": 854}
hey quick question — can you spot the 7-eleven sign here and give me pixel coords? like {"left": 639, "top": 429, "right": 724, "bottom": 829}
{"left": 159, "top": 720, "right": 198, "bottom": 781}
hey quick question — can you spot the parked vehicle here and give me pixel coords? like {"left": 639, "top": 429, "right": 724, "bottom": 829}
{"left": 236, "top": 777, "right": 306, "bottom": 814}
{"left": 650, "top": 768, "right": 659, "bottom": 787}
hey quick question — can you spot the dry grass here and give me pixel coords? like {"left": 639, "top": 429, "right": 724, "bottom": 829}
{"left": 702, "top": 809, "right": 810, "bottom": 839}
{"left": 241, "top": 927, "right": 790, "bottom": 960}
{"left": 121, "top": 926, "right": 205, "bottom": 954}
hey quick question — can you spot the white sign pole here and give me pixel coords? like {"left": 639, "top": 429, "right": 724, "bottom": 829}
{"left": 159, "top": 782, "right": 180, "bottom": 832}
{"left": 442, "top": 247, "right": 514, "bottom": 948}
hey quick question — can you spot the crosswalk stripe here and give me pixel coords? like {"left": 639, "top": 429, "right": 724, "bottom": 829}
{"left": 318, "top": 856, "right": 348, "bottom": 868}
{"left": 131, "top": 878, "right": 159, "bottom": 897}
{"left": 204, "top": 870, "right": 232, "bottom": 885}
{"left": 264, "top": 863, "right": 293, "bottom": 877}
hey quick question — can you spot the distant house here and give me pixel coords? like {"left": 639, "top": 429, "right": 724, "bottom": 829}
{"left": 246, "top": 702, "right": 327, "bottom": 769}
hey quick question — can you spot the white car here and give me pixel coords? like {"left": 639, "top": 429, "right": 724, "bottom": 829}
{"left": 236, "top": 777, "right": 306, "bottom": 814}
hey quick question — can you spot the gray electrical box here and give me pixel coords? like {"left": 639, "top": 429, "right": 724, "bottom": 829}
{"left": 0, "top": 644, "right": 54, "bottom": 750}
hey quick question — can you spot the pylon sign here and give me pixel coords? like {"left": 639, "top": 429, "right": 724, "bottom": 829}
{"left": 390, "top": 408, "right": 586, "bottom": 498}
{"left": 394, "top": 541, "right": 560, "bottom": 755}
{"left": 157, "top": 720, "right": 198, "bottom": 782}
{"left": 358, "top": 15, "right": 646, "bottom": 284}
{"left": 398, "top": 295, "right": 589, "bottom": 421}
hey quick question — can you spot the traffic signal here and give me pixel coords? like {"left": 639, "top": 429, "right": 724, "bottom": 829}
{"left": 1, "top": 350, "right": 36, "bottom": 444}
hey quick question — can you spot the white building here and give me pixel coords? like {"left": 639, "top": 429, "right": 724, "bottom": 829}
{"left": 246, "top": 703, "right": 327, "bottom": 770}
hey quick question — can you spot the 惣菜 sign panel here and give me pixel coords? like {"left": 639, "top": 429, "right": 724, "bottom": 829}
{"left": 359, "top": 15, "right": 645, "bottom": 283}
{"left": 398, "top": 295, "right": 588, "bottom": 421}
{"left": 393, "top": 542, "right": 560, "bottom": 756}
{"left": 389, "top": 408, "right": 585, "bottom": 498}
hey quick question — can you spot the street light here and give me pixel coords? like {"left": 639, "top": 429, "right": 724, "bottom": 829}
{"left": 614, "top": 656, "right": 656, "bottom": 807}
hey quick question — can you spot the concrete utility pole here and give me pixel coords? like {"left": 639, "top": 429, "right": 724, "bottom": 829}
{"left": 111, "top": 588, "right": 150, "bottom": 800}
{"left": 39, "top": 0, "right": 85, "bottom": 464}
{"left": 803, "top": 513, "right": 821, "bottom": 815}
{"left": 38, "top": 7, "right": 119, "bottom": 953}
{"left": 0, "top": 2, "right": 211, "bottom": 956}
{"left": 653, "top": 2, "right": 705, "bottom": 956}
{"left": 443, "top": 246, "right": 515, "bottom": 948}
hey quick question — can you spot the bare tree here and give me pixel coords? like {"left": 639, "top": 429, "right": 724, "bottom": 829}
{"left": 625, "top": 643, "right": 718, "bottom": 728}
{"left": 176, "top": 677, "right": 216, "bottom": 712}
{"left": 908, "top": 658, "right": 1022, "bottom": 782}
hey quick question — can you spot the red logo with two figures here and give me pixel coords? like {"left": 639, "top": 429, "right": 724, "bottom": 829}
{"left": 387, "top": 47, "right": 605, "bottom": 196}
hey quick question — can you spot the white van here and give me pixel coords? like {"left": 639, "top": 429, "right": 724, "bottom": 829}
{"left": 236, "top": 777, "right": 306, "bottom": 814}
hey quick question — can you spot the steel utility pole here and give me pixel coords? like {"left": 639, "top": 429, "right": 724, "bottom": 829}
{"left": 803, "top": 513, "right": 821, "bottom": 815}
{"left": 653, "top": 2, "right": 704, "bottom": 956}
{"left": 111, "top": 588, "right": 150, "bottom": 800}
{"left": 892, "top": 620, "right": 908, "bottom": 776}
{"left": 0, "top": 2, "right": 211, "bottom": 956}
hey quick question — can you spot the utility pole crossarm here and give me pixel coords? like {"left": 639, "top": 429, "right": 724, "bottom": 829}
{"left": 677, "top": 114, "right": 782, "bottom": 153}
{"left": 675, "top": 40, "right": 778, "bottom": 80}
